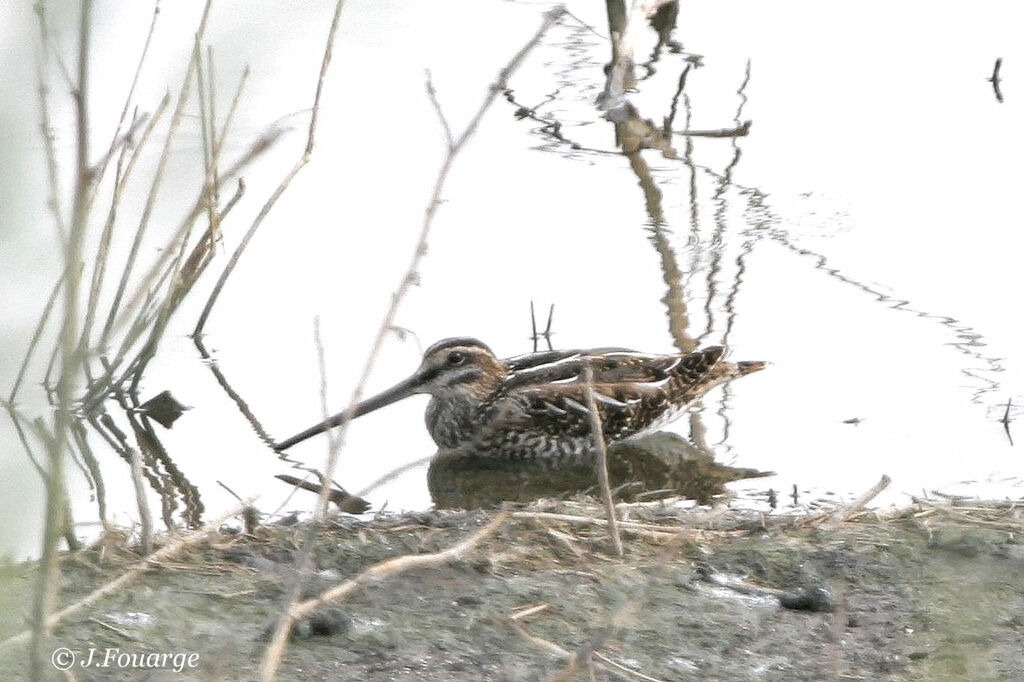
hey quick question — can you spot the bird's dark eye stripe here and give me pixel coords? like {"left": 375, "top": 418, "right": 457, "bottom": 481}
{"left": 418, "top": 366, "right": 441, "bottom": 383}
{"left": 449, "top": 368, "right": 483, "bottom": 384}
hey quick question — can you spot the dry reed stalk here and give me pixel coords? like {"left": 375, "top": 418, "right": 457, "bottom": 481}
{"left": 6, "top": 265, "right": 67, "bottom": 405}
{"left": 83, "top": 0, "right": 162, "bottom": 214}
{"left": 511, "top": 511, "right": 720, "bottom": 539}
{"left": 260, "top": 512, "right": 507, "bottom": 679}
{"left": 354, "top": 454, "right": 434, "bottom": 498}
{"left": 29, "top": 0, "right": 95, "bottom": 675}
{"left": 811, "top": 474, "right": 891, "bottom": 528}
{"left": 582, "top": 363, "right": 623, "bottom": 556}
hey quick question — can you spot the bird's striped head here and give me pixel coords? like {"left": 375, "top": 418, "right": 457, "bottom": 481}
{"left": 413, "top": 337, "right": 505, "bottom": 398}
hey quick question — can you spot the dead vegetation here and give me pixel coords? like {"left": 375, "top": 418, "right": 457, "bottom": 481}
{"left": 3, "top": 494, "right": 1024, "bottom": 680}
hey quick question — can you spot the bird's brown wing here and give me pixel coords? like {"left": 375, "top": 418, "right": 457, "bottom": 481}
{"left": 499, "top": 346, "right": 732, "bottom": 441}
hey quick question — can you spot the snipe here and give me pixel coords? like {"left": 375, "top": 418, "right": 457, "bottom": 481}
{"left": 276, "top": 338, "right": 768, "bottom": 507}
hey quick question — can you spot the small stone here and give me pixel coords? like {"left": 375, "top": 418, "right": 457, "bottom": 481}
{"left": 778, "top": 586, "right": 833, "bottom": 612}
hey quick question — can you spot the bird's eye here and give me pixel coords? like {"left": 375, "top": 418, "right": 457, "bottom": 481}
{"left": 447, "top": 351, "right": 465, "bottom": 366}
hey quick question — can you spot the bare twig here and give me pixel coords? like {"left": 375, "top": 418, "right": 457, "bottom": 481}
{"left": 592, "top": 652, "right": 668, "bottom": 682}
{"left": 309, "top": 511, "right": 504, "bottom": 616}
{"left": 1002, "top": 397, "right": 1014, "bottom": 446}
{"left": 129, "top": 442, "right": 154, "bottom": 553}
{"left": 672, "top": 121, "right": 751, "bottom": 138}
{"left": 508, "top": 611, "right": 662, "bottom": 682}
{"left": 7, "top": 264, "right": 68, "bottom": 404}
{"left": 829, "top": 474, "right": 890, "bottom": 526}
{"left": 355, "top": 454, "right": 433, "bottom": 499}
{"left": 187, "top": 14, "right": 331, "bottom": 446}
{"left": 251, "top": 0, "right": 353, "bottom": 675}
{"left": 273, "top": 6, "right": 568, "bottom": 459}
{"left": 215, "top": 66, "right": 251, "bottom": 160}
{"left": 512, "top": 511, "right": 711, "bottom": 539}
{"left": 803, "top": 474, "right": 891, "bottom": 528}
{"left": 424, "top": 69, "right": 454, "bottom": 149}
{"left": 530, "top": 300, "right": 540, "bottom": 352}
{"left": 543, "top": 303, "right": 555, "bottom": 350}
{"left": 69, "top": 421, "right": 110, "bottom": 533}
{"left": 30, "top": 0, "right": 94, "bottom": 674}
{"left": 261, "top": 512, "right": 506, "bottom": 678}
{"left": 510, "top": 603, "right": 551, "bottom": 621}
{"left": 582, "top": 364, "right": 623, "bottom": 557}
{"left": 33, "top": 1, "right": 67, "bottom": 243}
{"left": 84, "top": 0, "right": 162, "bottom": 214}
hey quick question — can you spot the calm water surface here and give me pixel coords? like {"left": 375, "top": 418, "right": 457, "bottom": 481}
{"left": 1, "top": 0, "right": 1021, "bottom": 558}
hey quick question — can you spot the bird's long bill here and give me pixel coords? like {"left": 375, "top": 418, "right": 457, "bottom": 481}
{"left": 736, "top": 360, "right": 769, "bottom": 376}
{"left": 274, "top": 373, "right": 423, "bottom": 451}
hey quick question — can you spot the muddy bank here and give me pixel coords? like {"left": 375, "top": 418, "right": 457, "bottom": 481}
{"left": 2, "top": 498, "right": 1023, "bottom": 681}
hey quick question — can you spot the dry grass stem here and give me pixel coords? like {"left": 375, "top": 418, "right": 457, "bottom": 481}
{"left": 510, "top": 603, "right": 551, "bottom": 621}
{"left": 1, "top": 500, "right": 254, "bottom": 651}
{"left": 30, "top": 0, "right": 95, "bottom": 674}
{"left": 83, "top": 0, "right": 162, "bottom": 213}
{"left": 508, "top": 613, "right": 660, "bottom": 682}
{"left": 260, "top": 512, "right": 507, "bottom": 679}
{"left": 817, "top": 474, "right": 891, "bottom": 528}
{"left": 354, "top": 454, "right": 434, "bottom": 498}
{"left": 69, "top": 421, "right": 110, "bottom": 532}
{"left": 591, "top": 652, "right": 668, "bottom": 682}
{"left": 78, "top": 93, "right": 171, "bottom": 362}
{"left": 33, "top": 2, "right": 67, "bottom": 242}
{"left": 512, "top": 511, "right": 716, "bottom": 539}
{"left": 129, "top": 443, "right": 153, "bottom": 553}
{"left": 581, "top": 363, "right": 623, "bottom": 556}
{"left": 6, "top": 264, "right": 68, "bottom": 404}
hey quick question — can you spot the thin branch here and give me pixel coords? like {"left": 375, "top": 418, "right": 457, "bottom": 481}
{"left": 84, "top": 0, "right": 162, "bottom": 214}
{"left": 507, "top": 614, "right": 660, "bottom": 682}
{"left": 214, "top": 66, "right": 250, "bottom": 160}
{"left": 69, "top": 421, "right": 110, "bottom": 533}
{"left": 261, "top": 513, "right": 506, "bottom": 678}
{"left": 33, "top": 1, "right": 67, "bottom": 243}
{"left": 425, "top": 69, "right": 454, "bottom": 149}
{"left": 510, "top": 511, "right": 701, "bottom": 539}
{"left": 824, "top": 474, "right": 891, "bottom": 527}
{"left": 31, "top": 0, "right": 93, "bottom": 674}
{"left": 582, "top": 363, "right": 623, "bottom": 557}
{"left": 316, "top": 511, "right": 505, "bottom": 615}
{"left": 354, "top": 454, "right": 433, "bottom": 499}
{"left": 4, "top": 407, "right": 46, "bottom": 479}
{"left": 7, "top": 264, "right": 67, "bottom": 404}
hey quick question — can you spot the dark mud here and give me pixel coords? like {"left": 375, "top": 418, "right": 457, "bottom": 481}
{"left": 2, "top": 499, "right": 1023, "bottom": 681}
